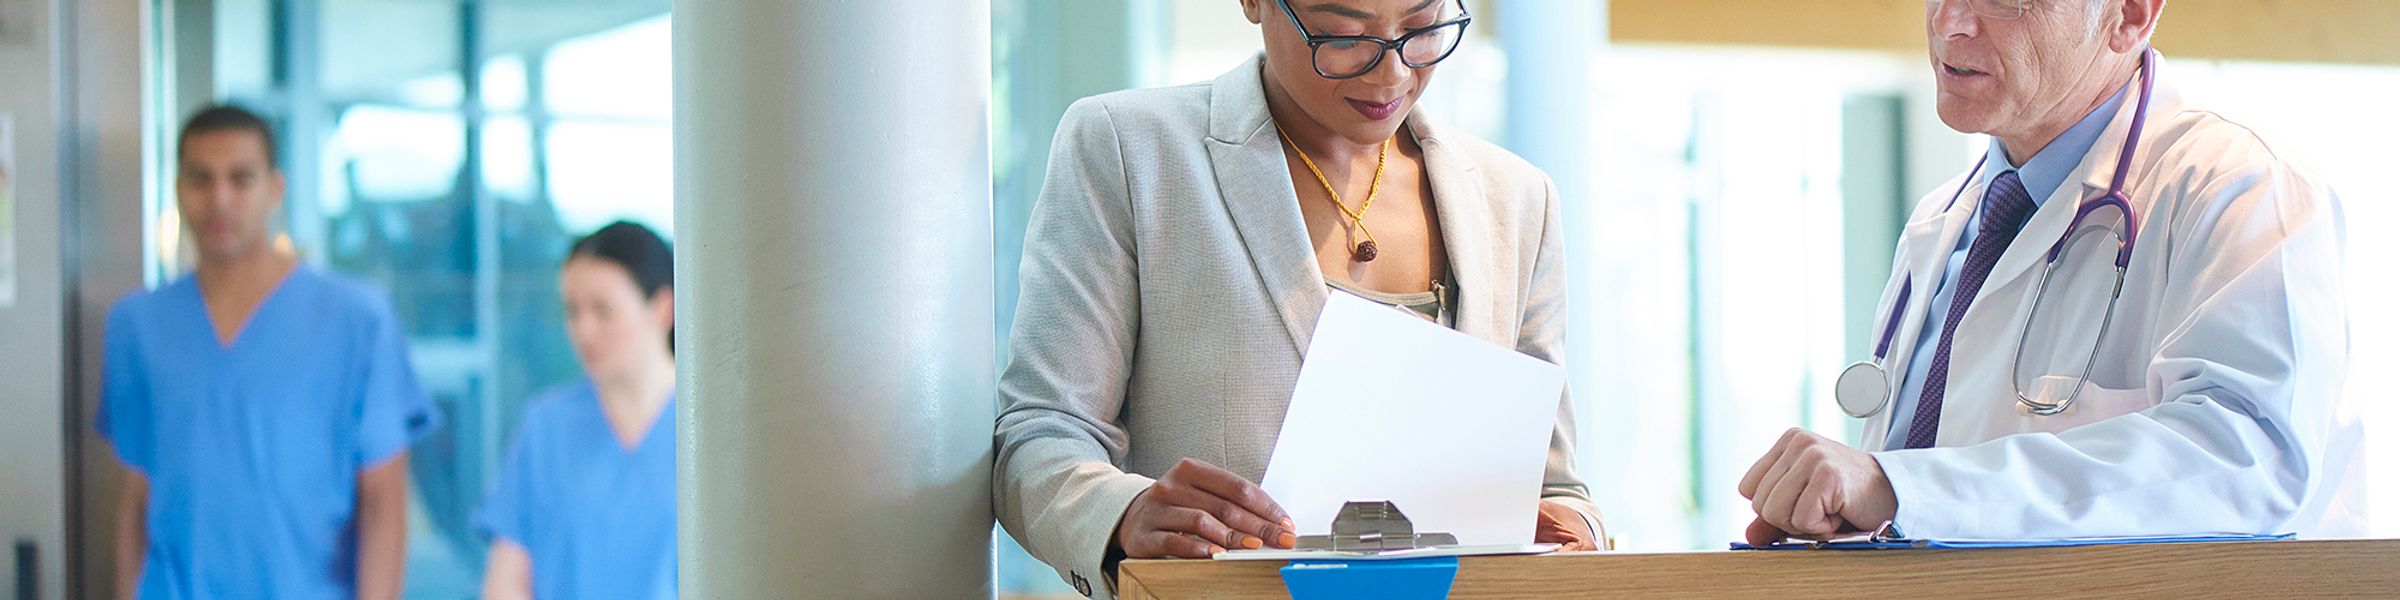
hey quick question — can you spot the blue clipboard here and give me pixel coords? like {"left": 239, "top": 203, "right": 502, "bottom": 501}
{"left": 1732, "top": 532, "right": 2293, "bottom": 551}
{"left": 1280, "top": 556, "right": 1459, "bottom": 600}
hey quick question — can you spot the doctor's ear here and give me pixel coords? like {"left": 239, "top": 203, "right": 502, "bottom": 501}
{"left": 1240, "top": 0, "right": 1266, "bottom": 25}
{"left": 2103, "top": 0, "right": 2165, "bottom": 54}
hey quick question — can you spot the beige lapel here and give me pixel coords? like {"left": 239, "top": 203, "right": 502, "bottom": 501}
{"left": 1204, "top": 57, "right": 1327, "bottom": 356}
{"left": 1201, "top": 56, "right": 1517, "bottom": 352}
{"left": 1409, "top": 117, "right": 1495, "bottom": 340}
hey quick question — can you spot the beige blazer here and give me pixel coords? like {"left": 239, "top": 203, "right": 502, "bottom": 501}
{"left": 992, "top": 56, "right": 1598, "bottom": 598}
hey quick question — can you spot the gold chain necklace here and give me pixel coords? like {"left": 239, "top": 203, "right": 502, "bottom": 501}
{"left": 1275, "top": 122, "right": 1389, "bottom": 263}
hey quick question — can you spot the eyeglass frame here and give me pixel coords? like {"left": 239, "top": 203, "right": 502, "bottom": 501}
{"left": 1274, "top": 0, "right": 1474, "bottom": 79}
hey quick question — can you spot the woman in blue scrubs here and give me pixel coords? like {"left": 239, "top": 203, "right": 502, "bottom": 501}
{"left": 478, "top": 221, "right": 678, "bottom": 599}
{"left": 101, "top": 105, "right": 437, "bottom": 600}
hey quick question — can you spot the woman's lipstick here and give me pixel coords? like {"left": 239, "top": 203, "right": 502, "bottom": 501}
{"left": 1347, "top": 97, "right": 1402, "bottom": 121}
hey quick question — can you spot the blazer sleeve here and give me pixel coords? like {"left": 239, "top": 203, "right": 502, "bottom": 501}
{"left": 1514, "top": 175, "right": 1609, "bottom": 544}
{"left": 992, "top": 97, "right": 1158, "bottom": 598}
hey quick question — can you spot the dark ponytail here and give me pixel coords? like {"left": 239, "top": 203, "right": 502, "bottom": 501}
{"left": 569, "top": 221, "right": 675, "bottom": 352}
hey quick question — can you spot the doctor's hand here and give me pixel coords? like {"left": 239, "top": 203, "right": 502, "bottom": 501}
{"left": 1112, "top": 458, "right": 1297, "bottom": 559}
{"left": 1738, "top": 428, "right": 1898, "bottom": 547}
{"left": 1535, "top": 499, "right": 1600, "bottom": 551}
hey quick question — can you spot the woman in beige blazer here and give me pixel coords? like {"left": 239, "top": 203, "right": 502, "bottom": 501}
{"left": 994, "top": 1, "right": 1603, "bottom": 595}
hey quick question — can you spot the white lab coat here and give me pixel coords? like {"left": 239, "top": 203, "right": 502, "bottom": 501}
{"left": 1858, "top": 64, "right": 2364, "bottom": 540}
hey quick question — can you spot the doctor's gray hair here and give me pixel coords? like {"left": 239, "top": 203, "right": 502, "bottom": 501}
{"left": 2075, "top": 0, "right": 2151, "bottom": 41}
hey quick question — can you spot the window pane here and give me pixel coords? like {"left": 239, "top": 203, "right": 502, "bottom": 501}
{"left": 168, "top": 3, "right": 674, "bottom": 596}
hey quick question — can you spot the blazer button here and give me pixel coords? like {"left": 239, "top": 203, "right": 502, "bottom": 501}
{"left": 1072, "top": 572, "right": 1093, "bottom": 597}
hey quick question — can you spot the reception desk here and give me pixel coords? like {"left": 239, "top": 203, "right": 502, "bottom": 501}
{"left": 1117, "top": 539, "right": 2400, "bottom": 598}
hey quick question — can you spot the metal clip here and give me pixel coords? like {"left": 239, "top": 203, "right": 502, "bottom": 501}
{"left": 1799, "top": 521, "right": 1912, "bottom": 549}
{"left": 1870, "top": 520, "right": 1909, "bottom": 543}
{"left": 1294, "top": 500, "right": 1460, "bottom": 551}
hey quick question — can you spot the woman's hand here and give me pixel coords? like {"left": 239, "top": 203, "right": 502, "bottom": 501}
{"left": 1113, "top": 459, "right": 1297, "bottom": 558}
{"left": 1535, "top": 498, "right": 1601, "bottom": 551}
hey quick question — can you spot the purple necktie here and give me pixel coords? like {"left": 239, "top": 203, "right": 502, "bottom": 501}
{"left": 1905, "top": 170, "right": 2038, "bottom": 449}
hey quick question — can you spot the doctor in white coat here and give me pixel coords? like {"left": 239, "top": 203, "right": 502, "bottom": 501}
{"left": 1739, "top": 0, "right": 2361, "bottom": 545}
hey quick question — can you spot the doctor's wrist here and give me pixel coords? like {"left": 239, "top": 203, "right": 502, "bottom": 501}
{"left": 1849, "top": 453, "right": 1901, "bottom": 532}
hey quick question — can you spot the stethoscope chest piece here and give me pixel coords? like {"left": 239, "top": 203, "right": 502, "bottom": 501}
{"left": 1834, "top": 361, "right": 1893, "bottom": 418}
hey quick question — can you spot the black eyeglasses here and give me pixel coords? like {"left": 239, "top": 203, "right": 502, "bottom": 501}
{"left": 1276, "top": 0, "right": 1472, "bottom": 79}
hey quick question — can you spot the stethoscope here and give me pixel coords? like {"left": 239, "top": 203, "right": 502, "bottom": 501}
{"left": 1834, "top": 48, "right": 2154, "bottom": 420}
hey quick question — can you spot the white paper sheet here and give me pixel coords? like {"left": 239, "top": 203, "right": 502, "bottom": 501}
{"left": 1260, "top": 291, "right": 1566, "bottom": 546}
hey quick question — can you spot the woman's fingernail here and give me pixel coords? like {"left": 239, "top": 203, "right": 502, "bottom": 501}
{"left": 1243, "top": 537, "right": 1263, "bottom": 549}
{"left": 1278, "top": 532, "right": 1297, "bottom": 547}
{"left": 1281, "top": 518, "right": 1296, "bottom": 529}
{"left": 1210, "top": 546, "right": 1226, "bottom": 555}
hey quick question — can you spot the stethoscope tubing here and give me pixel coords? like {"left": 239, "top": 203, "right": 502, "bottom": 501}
{"left": 1841, "top": 48, "right": 2159, "bottom": 421}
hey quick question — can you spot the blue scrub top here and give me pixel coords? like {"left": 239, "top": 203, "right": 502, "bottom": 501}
{"left": 477, "top": 380, "right": 678, "bottom": 600}
{"left": 98, "top": 266, "right": 440, "bottom": 600}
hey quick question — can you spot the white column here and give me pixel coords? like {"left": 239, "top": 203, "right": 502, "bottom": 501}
{"left": 1499, "top": 0, "right": 1622, "bottom": 531}
{"left": 674, "top": 1, "right": 994, "bottom": 597}
{"left": 1501, "top": 0, "right": 1604, "bottom": 201}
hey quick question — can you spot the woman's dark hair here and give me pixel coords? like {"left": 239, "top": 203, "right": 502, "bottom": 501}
{"left": 569, "top": 220, "right": 675, "bottom": 351}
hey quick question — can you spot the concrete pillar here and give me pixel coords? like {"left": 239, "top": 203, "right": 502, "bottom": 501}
{"left": 674, "top": 1, "right": 994, "bottom": 597}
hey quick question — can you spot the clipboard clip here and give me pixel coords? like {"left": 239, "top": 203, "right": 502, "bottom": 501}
{"left": 1295, "top": 500, "right": 1461, "bottom": 551}
{"left": 1804, "top": 520, "right": 1915, "bottom": 549}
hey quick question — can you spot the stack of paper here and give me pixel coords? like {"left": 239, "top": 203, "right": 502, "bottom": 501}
{"left": 1246, "top": 291, "right": 1567, "bottom": 556}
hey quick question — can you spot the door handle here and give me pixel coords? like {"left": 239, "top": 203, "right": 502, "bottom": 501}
{"left": 12, "top": 538, "right": 32, "bottom": 600}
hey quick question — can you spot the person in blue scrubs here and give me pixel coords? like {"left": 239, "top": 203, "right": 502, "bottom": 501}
{"left": 100, "top": 105, "right": 438, "bottom": 599}
{"left": 478, "top": 221, "right": 678, "bottom": 600}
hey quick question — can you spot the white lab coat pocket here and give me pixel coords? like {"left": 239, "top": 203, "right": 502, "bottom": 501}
{"left": 2017, "top": 375, "right": 2155, "bottom": 431}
